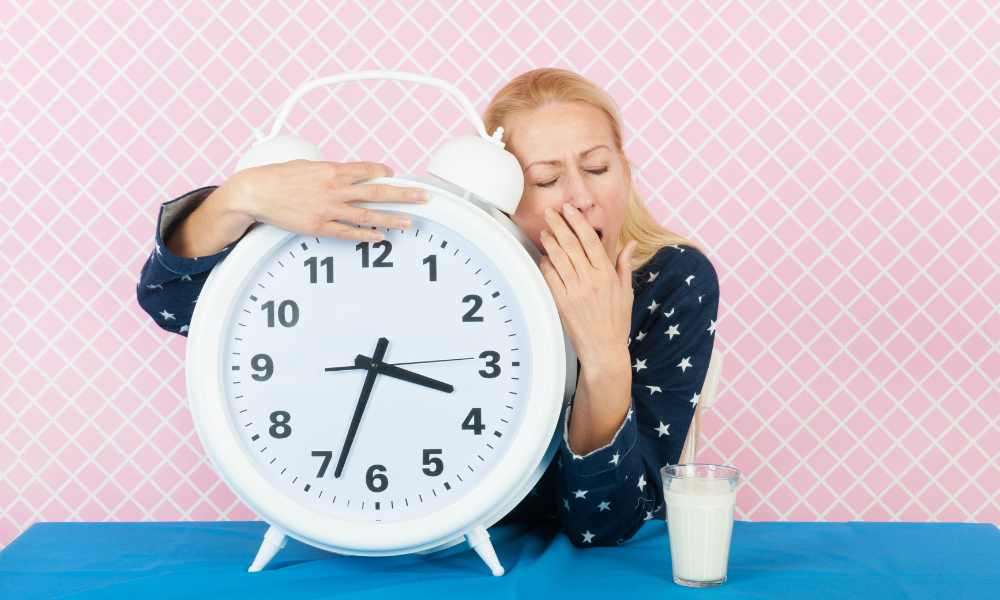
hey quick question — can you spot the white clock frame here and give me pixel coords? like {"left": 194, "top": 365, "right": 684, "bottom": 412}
{"left": 186, "top": 175, "right": 572, "bottom": 575}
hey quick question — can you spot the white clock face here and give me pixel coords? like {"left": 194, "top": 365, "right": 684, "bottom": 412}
{"left": 222, "top": 214, "right": 532, "bottom": 524}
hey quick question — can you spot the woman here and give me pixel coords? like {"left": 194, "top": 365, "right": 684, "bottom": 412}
{"left": 138, "top": 68, "right": 719, "bottom": 547}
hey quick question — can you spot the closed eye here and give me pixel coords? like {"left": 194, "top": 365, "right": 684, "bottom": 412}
{"left": 536, "top": 167, "right": 609, "bottom": 188}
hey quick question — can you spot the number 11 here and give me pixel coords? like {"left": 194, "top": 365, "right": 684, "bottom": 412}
{"left": 304, "top": 256, "right": 334, "bottom": 283}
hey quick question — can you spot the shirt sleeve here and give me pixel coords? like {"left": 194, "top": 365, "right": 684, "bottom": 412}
{"left": 554, "top": 245, "right": 720, "bottom": 547}
{"left": 136, "top": 186, "right": 237, "bottom": 337}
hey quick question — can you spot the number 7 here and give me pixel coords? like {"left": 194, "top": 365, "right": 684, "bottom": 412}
{"left": 311, "top": 451, "right": 333, "bottom": 477}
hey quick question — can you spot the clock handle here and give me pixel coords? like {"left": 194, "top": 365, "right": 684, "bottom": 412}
{"left": 248, "top": 525, "right": 288, "bottom": 572}
{"left": 466, "top": 524, "right": 505, "bottom": 577}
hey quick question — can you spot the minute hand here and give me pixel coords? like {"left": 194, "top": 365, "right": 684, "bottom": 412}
{"left": 355, "top": 355, "right": 454, "bottom": 393}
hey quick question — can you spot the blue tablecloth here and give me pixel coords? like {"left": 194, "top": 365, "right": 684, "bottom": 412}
{"left": 1, "top": 520, "right": 998, "bottom": 599}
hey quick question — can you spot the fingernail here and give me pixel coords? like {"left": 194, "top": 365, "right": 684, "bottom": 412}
{"left": 397, "top": 217, "right": 410, "bottom": 228}
{"left": 563, "top": 204, "right": 576, "bottom": 215}
{"left": 414, "top": 189, "right": 428, "bottom": 202}
{"left": 371, "top": 231, "right": 384, "bottom": 241}
{"left": 540, "top": 230, "right": 549, "bottom": 238}
{"left": 544, "top": 208, "right": 555, "bottom": 218}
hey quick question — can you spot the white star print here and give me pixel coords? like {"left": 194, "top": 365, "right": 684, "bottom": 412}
{"left": 633, "top": 358, "right": 647, "bottom": 372}
{"left": 563, "top": 498, "right": 571, "bottom": 513}
{"left": 159, "top": 310, "right": 175, "bottom": 321}
{"left": 647, "top": 386, "right": 661, "bottom": 394}
{"left": 581, "top": 531, "right": 595, "bottom": 543}
{"left": 677, "top": 357, "right": 692, "bottom": 372}
{"left": 180, "top": 274, "right": 192, "bottom": 281}
{"left": 663, "top": 307, "right": 675, "bottom": 318}
{"left": 598, "top": 501, "right": 611, "bottom": 512}
{"left": 655, "top": 422, "right": 670, "bottom": 437}
{"left": 685, "top": 275, "right": 695, "bottom": 285}
{"left": 698, "top": 295, "right": 702, "bottom": 303}
{"left": 690, "top": 392, "right": 700, "bottom": 407}
{"left": 179, "top": 324, "right": 189, "bottom": 333}
{"left": 708, "top": 319, "right": 717, "bottom": 335}
{"left": 147, "top": 284, "right": 162, "bottom": 290}
{"left": 647, "top": 299, "right": 660, "bottom": 313}
{"left": 638, "top": 475, "right": 646, "bottom": 491}
{"left": 609, "top": 453, "right": 620, "bottom": 465}
{"left": 154, "top": 242, "right": 161, "bottom": 255}
{"left": 670, "top": 244, "right": 685, "bottom": 252}
{"left": 627, "top": 407, "right": 633, "bottom": 421}
{"left": 645, "top": 510, "right": 654, "bottom": 521}
{"left": 635, "top": 330, "right": 647, "bottom": 342}
{"left": 573, "top": 489, "right": 588, "bottom": 499}
{"left": 665, "top": 324, "right": 680, "bottom": 339}
{"left": 647, "top": 271, "right": 659, "bottom": 282}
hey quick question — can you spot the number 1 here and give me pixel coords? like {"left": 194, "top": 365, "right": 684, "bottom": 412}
{"left": 423, "top": 255, "right": 437, "bottom": 281}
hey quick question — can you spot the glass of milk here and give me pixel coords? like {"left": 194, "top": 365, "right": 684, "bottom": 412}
{"left": 660, "top": 464, "right": 741, "bottom": 588}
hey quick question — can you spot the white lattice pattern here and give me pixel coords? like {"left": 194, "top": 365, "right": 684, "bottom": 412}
{"left": 1, "top": 0, "right": 998, "bottom": 547}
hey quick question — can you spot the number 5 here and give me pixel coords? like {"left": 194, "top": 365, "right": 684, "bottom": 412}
{"left": 422, "top": 449, "right": 443, "bottom": 476}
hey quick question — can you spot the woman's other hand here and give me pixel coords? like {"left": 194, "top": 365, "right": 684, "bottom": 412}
{"left": 538, "top": 203, "right": 637, "bottom": 454}
{"left": 539, "top": 202, "right": 637, "bottom": 372}
{"left": 165, "top": 160, "right": 427, "bottom": 258}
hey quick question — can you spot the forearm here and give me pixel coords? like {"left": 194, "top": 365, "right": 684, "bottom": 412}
{"left": 566, "top": 350, "right": 632, "bottom": 455}
{"left": 165, "top": 176, "right": 254, "bottom": 258}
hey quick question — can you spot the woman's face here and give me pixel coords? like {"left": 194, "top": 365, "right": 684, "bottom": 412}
{"left": 505, "top": 102, "right": 632, "bottom": 261}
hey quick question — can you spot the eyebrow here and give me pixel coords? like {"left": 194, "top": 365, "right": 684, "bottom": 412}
{"left": 523, "top": 144, "right": 611, "bottom": 172}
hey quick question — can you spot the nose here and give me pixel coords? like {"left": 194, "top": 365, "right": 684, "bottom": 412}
{"left": 561, "top": 171, "right": 596, "bottom": 213}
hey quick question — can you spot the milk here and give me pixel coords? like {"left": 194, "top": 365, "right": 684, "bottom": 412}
{"left": 664, "top": 477, "right": 736, "bottom": 584}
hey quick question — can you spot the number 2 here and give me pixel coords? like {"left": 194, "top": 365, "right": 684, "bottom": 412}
{"left": 462, "top": 295, "right": 483, "bottom": 322}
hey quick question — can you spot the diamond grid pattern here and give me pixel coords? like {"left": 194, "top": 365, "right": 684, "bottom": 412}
{"left": 1, "top": 0, "right": 998, "bottom": 547}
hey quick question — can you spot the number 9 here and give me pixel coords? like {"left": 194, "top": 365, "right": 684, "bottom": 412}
{"left": 251, "top": 354, "right": 273, "bottom": 381}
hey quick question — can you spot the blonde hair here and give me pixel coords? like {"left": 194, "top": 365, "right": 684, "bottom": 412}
{"left": 481, "top": 68, "right": 705, "bottom": 274}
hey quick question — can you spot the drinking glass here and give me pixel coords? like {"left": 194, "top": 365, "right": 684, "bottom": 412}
{"left": 661, "top": 464, "right": 740, "bottom": 588}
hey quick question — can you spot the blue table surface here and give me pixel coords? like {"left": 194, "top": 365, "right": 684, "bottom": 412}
{"left": 1, "top": 520, "right": 998, "bottom": 599}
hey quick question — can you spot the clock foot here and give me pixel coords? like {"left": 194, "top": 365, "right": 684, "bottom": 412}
{"left": 465, "top": 524, "right": 504, "bottom": 576}
{"left": 248, "top": 525, "right": 288, "bottom": 572}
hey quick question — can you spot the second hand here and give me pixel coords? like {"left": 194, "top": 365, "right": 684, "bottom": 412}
{"left": 325, "top": 357, "right": 474, "bottom": 372}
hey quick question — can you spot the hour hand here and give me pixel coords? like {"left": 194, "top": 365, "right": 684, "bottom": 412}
{"left": 355, "top": 355, "right": 454, "bottom": 393}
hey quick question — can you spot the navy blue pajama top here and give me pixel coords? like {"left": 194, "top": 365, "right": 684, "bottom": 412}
{"left": 137, "top": 187, "right": 721, "bottom": 548}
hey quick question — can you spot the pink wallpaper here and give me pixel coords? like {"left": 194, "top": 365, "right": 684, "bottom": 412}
{"left": 1, "top": 0, "right": 998, "bottom": 547}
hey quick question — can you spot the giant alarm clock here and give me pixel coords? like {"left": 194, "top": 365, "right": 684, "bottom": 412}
{"left": 186, "top": 72, "right": 577, "bottom": 576}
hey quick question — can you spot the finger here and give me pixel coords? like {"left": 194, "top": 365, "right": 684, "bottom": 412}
{"left": 560, "top": 203, "right": 610, "bottom": 271}
{"left": 617, "top": 240, "right": 638, "bottom": 289}
{"left": 335, "top": 182, "right": 428, "bottom": 204}
{"left": 539, "top": 229, "right": 579, "bottom": 287}
{"left": 331, "top": 161, "right": 394, "bottom": 182}
{"left": 539, "top": 256, "right": 568, "bottom": 301}
{"left": 316, "top": 221, "right": 386, "bottom": 242}
{"left": 336, "top": 206, "right": 412, "bottom": 231}
{"left": 543, "top": 207, "right": 588, "bottom": 277}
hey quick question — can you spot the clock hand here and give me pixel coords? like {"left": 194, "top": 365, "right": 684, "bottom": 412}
{"left": 334, "top": 337, "right": 389, "bottom": 479}
{"left": 354, "top": 355, "right": 454, "bottom": 393}
{"left": 391, "top": 357, "right": 474, "bottom": 367}
{"left": 324, "top": 357, "right": 474, "bottom": 372}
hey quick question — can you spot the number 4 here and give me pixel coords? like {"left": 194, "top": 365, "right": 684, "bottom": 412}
{"left": 462, "top": 408, "right": 485, "bottom": 435}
